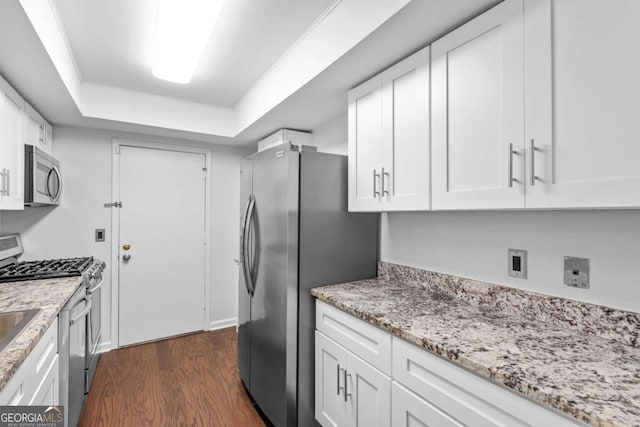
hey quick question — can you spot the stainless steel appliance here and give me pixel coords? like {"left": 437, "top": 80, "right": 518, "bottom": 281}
{"left": 238, "top": 143, "right": 378, "bottom": 427}
{"left": 59, "top": 285, "right": 90, "bottom": 427}
{"left": 24, "top": 144, "right": 62, "bottom": 206}
{"left": 0, "top": 234, "right": 105, "bottom": 427}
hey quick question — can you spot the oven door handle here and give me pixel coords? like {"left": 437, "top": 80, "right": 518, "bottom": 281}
{"left": 70, "top": 297, "right": 92, "bottom": 325}
{"left": 88, "top": 276, "right": 105, "bottom": 295}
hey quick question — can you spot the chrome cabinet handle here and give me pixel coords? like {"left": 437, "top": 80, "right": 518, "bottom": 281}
{"left": 337, "top": 365, "right": 344, "bottom": 396}
{"left": 507, "top": 143, "right": 516, "bottom": 188}
{"left": 372, "top": 169, "right": 381, "bottom": 198}
{"left": 0, "top": 169, "right": 6, "bottom": 196}
{"left": 381, "top": 167, "right": 389, "bottom": 196}
{"left": 4, "top": 169, "right": 9, "bottom": 197}
{"left": 344, "top": 370, "right": 351, "bottom": 402}
{"left": 529, "top": 139, "right": 537, "bottom": 186}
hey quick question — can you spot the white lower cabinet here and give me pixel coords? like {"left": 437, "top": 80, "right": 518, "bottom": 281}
{"left": 315, "top": 300, "right": 585, "bottom": 427}
{"left": 315, "top": 331, "right": 391, "bottom": 427}
{"left": 392, "top": 382, "right": 461, "bottom": 427}
{"left": 0, "top": 318, "right": 59, "bottom": 406}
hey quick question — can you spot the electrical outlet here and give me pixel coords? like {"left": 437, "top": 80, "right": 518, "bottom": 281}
{"left": 508, "top": 249, "right": 527, "bottom": 279}
{"left": 95, "top": 228, "right": 105, "bottom": 242}
{"left": 564, "top": 256, "right": 589, "bottom": 289}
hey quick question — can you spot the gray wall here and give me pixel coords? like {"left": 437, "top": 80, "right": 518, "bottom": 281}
{"left": 320, "top": 113, "right": 640, "bottom": 313}
{"left": 0, "top": 125, "right": 254, "bottom": 349}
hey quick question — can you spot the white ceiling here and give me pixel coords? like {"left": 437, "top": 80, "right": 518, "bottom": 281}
{"left": 0, "top": 0, "right": 499, "bottom": 146}
{"left": 54, "top": 0, "right": 334, "bottom": 107}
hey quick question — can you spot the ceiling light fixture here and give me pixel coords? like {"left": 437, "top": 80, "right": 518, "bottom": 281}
{"left": 152, "top": 0, "right": 226, "bottom": 84}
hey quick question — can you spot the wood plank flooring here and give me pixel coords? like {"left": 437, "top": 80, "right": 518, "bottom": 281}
{"left": 79, "top": 328, "right": 266, "bottom": 427}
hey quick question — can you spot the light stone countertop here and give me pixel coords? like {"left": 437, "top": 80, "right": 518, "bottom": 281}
{"left": 311, "top": 262, "right": 640, "bottom": 427}
{"left": 0, "top": 277, "right": 83, "bottom": 391}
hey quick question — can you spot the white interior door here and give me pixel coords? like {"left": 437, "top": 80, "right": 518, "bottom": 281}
{"left": 117, "top": 145, "right": 206, "bottom": 347}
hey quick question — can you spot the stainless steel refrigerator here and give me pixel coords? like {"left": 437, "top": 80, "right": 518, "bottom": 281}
{"left": 237, "top": 142, "right": 378, "bottom": 427}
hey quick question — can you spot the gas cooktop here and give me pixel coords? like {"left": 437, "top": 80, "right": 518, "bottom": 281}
{"left": 0, "top": 257, "right": 94, "bottom": 283}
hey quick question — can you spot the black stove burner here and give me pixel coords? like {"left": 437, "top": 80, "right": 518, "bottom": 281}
{"left": 0, "top": 257, "right": 94, "bottom": 283}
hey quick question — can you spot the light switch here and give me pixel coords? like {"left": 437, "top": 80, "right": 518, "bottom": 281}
{"left": 95, "top": 228, "right": 105, "bottom": 242}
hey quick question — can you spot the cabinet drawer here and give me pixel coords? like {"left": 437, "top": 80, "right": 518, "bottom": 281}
{"left": 392, "top": 337, "right": 583, "bottom": 426}
{"left": 392, "top": 381, "right": 462, "bottom": 427}
{"left": 316, "top": 301, "right": 391, "bottom": 375}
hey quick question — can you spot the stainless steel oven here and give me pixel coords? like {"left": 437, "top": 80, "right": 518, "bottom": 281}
{"left": 24, "top": 145, "right": 62, "bottom": 206}
{"left": 59, "top": 286, "right": 90, "bottom": 427}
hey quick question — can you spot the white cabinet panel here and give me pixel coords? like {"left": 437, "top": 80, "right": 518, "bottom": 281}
{"left": 24, "top": 103, "right": 53, "bottom": 155}
{"left": 525, "top": 0, "right": 640, "bottom": 208}
{"left": 316, "top": 301, "right": 391, "bottom": 375}
{"left": 391, "top": 382, "right": 462, "bottom": 427}
{"left": 381, "top": 47, "right": 430, "bottom": 211}
{"left": 432, "top": 0, "right": 525, "bottom": 210}
{"left": 347, "top": 350, "right": 390, "bottom": 427}
{"left": 348, "top": 46, "right": 430, "bottom": 212}
{"left": 0, "top": 319, "right": 59, "bottom": 406}
{"left": 0, "top": 75, "right": 25, "bottom": 210}
{"left": 316, "top": 331, "right": 349, "bottom": 427}
{"left": 348, "top": 75, "right": 383, "bottom": 212}
{"left": 29, "top": 355, "right": 59, "bottom": 406}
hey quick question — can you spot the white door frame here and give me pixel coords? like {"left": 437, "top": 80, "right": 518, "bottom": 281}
{"left": 110, "top": 138, "right": 212, "bottom": 349}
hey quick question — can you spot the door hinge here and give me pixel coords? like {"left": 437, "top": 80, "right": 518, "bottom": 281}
{"left": 104, "top": 201, "right": 123, "bottom": 208}
{"left": 114, "top": 145, "right": 120, "bottom": 154}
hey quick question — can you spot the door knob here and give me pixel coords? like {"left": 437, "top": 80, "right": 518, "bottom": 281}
{"left": 122, "top": 253, "right": 131, "bottom": 261}
{"left": 123, "top": 244, "right": 131, "bottom": 250}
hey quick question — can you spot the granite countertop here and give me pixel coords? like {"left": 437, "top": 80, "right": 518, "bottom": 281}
{"left": 311, "top": 262, "right": 640, "bottom": 427}
{"left": 0, "top": 277, "right": 83, "bottom": 391}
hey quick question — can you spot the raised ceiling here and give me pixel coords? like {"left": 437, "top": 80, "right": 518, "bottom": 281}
{"left": 0, "top": 0, "right": 498, "bottom": 146}
{"left": 54, "top": 0, "right": 334, "bottom": 107}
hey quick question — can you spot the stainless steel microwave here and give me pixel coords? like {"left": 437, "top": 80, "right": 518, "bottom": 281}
{"left": 24, "top": 145, "right": 62, "bottom": 206}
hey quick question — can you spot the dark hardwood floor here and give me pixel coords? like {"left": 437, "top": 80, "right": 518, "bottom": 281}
{"left": 79, "top": 327, "right": 266, "bottom": 427}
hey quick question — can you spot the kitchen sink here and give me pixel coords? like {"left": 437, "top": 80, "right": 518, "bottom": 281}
{"left": 0, "top": 309, "right": 40, "bottom": 353}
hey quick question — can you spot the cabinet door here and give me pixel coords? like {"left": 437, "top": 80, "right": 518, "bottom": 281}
{"left": 24, "top": 104, "right": 52, "bottom": 155}
{"left": 381, "top": 47, "right": 430, "bottom": 211}
{"left": 346, "top": 352, "right": 391, "bottom": 427}
{"left": 29, "top": 356, "right": 59, "bottom": 406}
{"left": 316, "top": 331, "right": 349, "bottom": 427}
{"left": 525, "top": 0, "right": 640, "bottom": 208}
{"left": 0, "top": 76, "right": 25, "bottom": 210}
{"left": 348, "top": 75, "right": 383, "bottom": 212}
{"left": 391, "top": 382, "right": 462, "bottom": 427}
{"left": 432, "top": 0, "right": 525, "bottom": 210}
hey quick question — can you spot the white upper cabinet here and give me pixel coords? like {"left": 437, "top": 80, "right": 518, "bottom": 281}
{"left": 524, "top": 0, "right": 640, "bottom": 208}
{"left": 432, "top": 0, "right": 525, "bottom": 210}
{"left": 0, "top": 75, "right": 25, "bottom": 210}
{"left": 348, "top": 75, "right": 384, "bottom": 212}
{"left": 348, "top": 46, "right": 430, "bottom": 212}
{"left": 24, "top": 103, "right": 53, "bottom": 155}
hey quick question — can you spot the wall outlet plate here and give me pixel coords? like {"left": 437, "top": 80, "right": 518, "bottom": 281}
{"left": 564, "top": 256, "right": 589, "bottom": 289}
{"left": 508, "top": 249, "right": 527, "bottom": 279}
{"left": 95, "top": 228, "right": 105, "bottom": 242}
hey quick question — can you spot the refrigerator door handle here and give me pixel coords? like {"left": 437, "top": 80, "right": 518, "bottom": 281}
{"left": 240, "top": 195, "right": 254, "bottom": 296}
{"left": 242, "top": 196, "right": 256, "bottom": 296}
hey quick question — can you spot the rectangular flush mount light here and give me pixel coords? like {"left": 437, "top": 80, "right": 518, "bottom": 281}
{"left": 152, "top": 0, "right": 226, "bottom": 84}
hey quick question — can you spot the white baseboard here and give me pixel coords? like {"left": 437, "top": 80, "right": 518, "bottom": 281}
{"left": 208, "top": 317, "right": 237, "bottom": 331}
{"left": 97, "top": 341, "right": 112, "bottom": 354}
